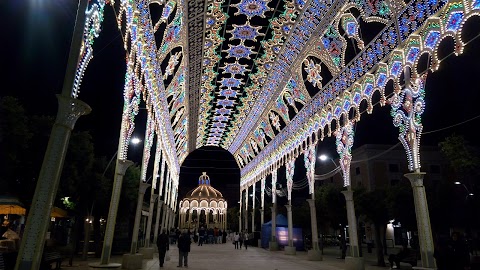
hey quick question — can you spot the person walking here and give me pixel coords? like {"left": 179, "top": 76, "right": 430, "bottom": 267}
{"left": 239, "top": 232, "right": 244, "bottom": 249}
{"left": 222, "top": 230, "right": 227, "bottom": 243}
{"left": 156, "top": 229, "right": 169, "bottom": 268}
{"left": 234, "top": 232, "right": 240, "bottom": 249}
{"left": 217, "top": 229, "right": 222, "bottom": 244}
{"left": 198, "top": 226, "right": 205, "bottom": 246}
{"left": 177, "top": 229, "right": 191, "bottom": 268}
{"left": 244, "top": 231, "right": 249, "bottom": 250}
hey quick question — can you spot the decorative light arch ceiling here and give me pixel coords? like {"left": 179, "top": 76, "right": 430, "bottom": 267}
{"left": 106, "top": 0, "right": 479, "bottom": 174}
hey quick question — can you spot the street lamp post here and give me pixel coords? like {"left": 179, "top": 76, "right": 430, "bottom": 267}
{"left": 454, "top": 181, "right": 475, "bottom": 200}
{"left": 89, "top": 138, "right": 140, "bottom": 268}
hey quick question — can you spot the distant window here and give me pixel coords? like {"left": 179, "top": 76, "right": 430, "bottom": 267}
{"left": 430, "top": 165, "right": 440, "bottom": 174}
{"left": 390, "top": 179, "right": 400, "bottom": 186}
{"left": 389, "top": 164, "right": 399, "bottom": 172}
{"left": 355, "top": 167, "right": 360, "bottom": 175}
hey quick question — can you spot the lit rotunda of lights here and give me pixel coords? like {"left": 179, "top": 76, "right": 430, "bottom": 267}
{"left": 178, "top": 172, "right": 228, "bottom": 230}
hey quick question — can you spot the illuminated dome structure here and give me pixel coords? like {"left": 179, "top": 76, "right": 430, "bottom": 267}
{"left": 178, "top": 172, "right": 227, "bottom": 230}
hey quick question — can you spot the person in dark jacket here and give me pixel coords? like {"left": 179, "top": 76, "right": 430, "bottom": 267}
{"left": 177, "top": 229, "right": 191, "bottom": 268}
{"left": 157, "top": 229, "right": 170, "bottom": 268}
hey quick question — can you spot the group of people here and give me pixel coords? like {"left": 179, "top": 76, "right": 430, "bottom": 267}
{"left": 232, "top": 231, "right": 249, "bottom": 250}
{"left": 157, "top": 228, "right": 191, "bottom": 268}
{"left": 197, "top": 226, "right": 227, "bottom": 245}
{"left": 156, "top": 227, "right": 231, "bottom": 268}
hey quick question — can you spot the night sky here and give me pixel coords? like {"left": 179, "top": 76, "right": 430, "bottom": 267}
{"left": 2, "top": 1, "right": 480, "bottom": 205}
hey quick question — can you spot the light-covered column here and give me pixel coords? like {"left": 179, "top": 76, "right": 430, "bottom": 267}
{"left": 161, "top": 204, "right": 168, "bottom": 231}
{"left": 131, "top": 111, "right": 155, "bottom": 254}
{"left": 405, "top": 172, "right": 435, "bottom": 268}
{"left": 285, "top": 158, "right": 296, "bottom": 255}
{"left": 151, "top": 138, "right": 163, "bottom": 245}
{"left": 269, "top": 169, "right": 278, "bottom": 250}
{"left": 239, "top": 189, "right": 243, "bottom": 233}
{"left": 244, "top": 187, "right": 249, "bottom": 232}
{"left": 342, "top": 188, "right": 359, "bottom": 256}
{"left": 144, "top": 194, "right": 158, "bottom": 247}
{"left": 162, "top": 170, "right": 171, "bottom": 230}
{"left": 336, "top": 122, "right": 363, "bottom": 269}
{"left": 260, "top": 176, "right": 265, "bottom": 225}
{"left": 304, "top": 142, "right": 321, "bottom": 260}
{"left": 166, "top": 208, "right": 172, "bottom": 231}
{"left": 153, "top": 199, "right": 163, "bottom": 244}
{"left": 389, "top": 72, "right": 434, "bottom": 268}
{"left": 171, "top": 208, "right": 176, "bottom": 229}
{"left": 130, "top": 183, "right": 150, "bottom": 254}
{"left": 99, "top": 159, "right": 134, "bottom": 265}
{"left": 251, "top": 182, "right": 256, "bottom": 232}
{"left": 15, "top": 96, "right": 91, "bottom": 269}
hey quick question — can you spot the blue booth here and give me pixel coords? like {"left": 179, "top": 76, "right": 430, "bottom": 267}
{"left": 261, "top": 214, "right": 304, "bottom": 251}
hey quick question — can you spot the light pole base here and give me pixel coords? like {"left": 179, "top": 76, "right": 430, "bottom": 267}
{"left": 344, "top": 256, "right": 364, "bottom": 270}
{"left": 284, "top": 246, "right": 296, "bottom": 255}
{"left": 138, "top": 247, "right": 154, "bottom": 259}
{"left": 121, "top": 253, "right": 143, "bottom": 269}
{"left": 307, "top": 249, "right": 323, "bottom": 261}
{"left": 269, "top": 241, "right": 278, "bottom": 251}
{"left": 88, "top": 262, "right": 122, "bottom": 269}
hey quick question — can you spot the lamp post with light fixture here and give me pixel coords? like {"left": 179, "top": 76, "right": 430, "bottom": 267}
{"left": 454, "top": 181, "right": 475, "bottom": 200}
{"left": 93, "top": 136, "right": 141, "bottom": 267}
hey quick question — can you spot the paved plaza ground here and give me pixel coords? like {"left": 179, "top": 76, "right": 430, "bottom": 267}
{"left": 56, "top": 244, "right": 415, "bottom": 270}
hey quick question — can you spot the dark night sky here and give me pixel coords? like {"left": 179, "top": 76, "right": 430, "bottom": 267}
{"left": 2, "top": 1, "right": 480, "bottom": 205}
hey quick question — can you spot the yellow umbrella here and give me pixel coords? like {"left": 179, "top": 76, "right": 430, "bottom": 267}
{"left": 0, "top": 204, "right": 26, "bottom": 215}
{"left": 0, "top": 196, "right": 26, "bottom": 215}
{"left": 50, "top": 206, "right": 68, "bottom": 218}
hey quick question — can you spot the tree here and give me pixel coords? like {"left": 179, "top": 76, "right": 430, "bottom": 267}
{"left": 438, "top": 134, "right": 480, "bottom": 177}
{"left": 438, "top": 134, "right": 480, "bottom": 231}
{"left": 355, "top": 187, "right": 390, "bottom": 266}
{"left": 386, "top": 182, "right": 416, "bottom": 232}
{"left": 0, "top": 96, "right": 33, "bottom": 197}
{"left": 316, "top": 184, "right": 347, "bottom": 234}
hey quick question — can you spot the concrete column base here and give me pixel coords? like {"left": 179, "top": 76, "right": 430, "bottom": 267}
{"left": 138, "top": 247, "right": 154, "bottom": 259}
{"left": 121, "top": 253, "right": 143, "bottom": 269}
{"left": 89, "top": 263, "right": 122, "bottom": 269}
{"left": 269, "top": 241, "right": 278, "bottom": 251}
{"left": 344, "top": 256, "right": 365, "bottom": 270}
{"left": 258, "top": 239, "right": 262, "bottom": 247}
{"left": 284, "top": 246, "right": 296, "bottom": 255}
{"left": 307, "top": 249, "right": 323, "bottom": 261}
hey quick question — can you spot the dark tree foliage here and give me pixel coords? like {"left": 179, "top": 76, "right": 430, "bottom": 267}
{"left": 316, "top": 184, "right": 347, "bottom": 232}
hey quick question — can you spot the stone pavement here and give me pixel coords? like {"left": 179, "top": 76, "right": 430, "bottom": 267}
{"left": 56, "top": 244, "right": 413, "bottom": 270}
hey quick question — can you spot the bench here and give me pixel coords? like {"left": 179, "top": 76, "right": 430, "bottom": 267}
{"left": 42, "top": 250, "right": 63, "bottom": 270}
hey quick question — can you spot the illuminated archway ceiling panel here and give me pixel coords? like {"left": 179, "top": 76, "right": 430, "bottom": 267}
{"left": 124, "top": 0, "right": 473, "bottom": 169}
